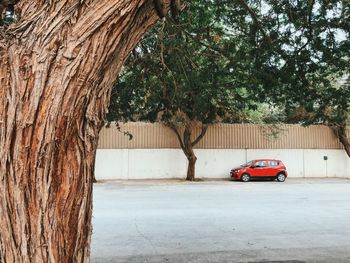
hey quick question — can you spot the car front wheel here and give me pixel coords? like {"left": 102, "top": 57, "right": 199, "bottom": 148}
{"left": 276, "top": 173, "right": 286, "bottom": 182}
{"left": 241, "top": 173, "right": 250, "bottom": 182}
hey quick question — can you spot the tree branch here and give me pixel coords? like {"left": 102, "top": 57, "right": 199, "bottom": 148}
{"left": 153, "top": 0, "right": 182, "bottom": 21}
{"left": 165, "top": 122, "right": 186, "bottom": 152}
{"left": 238, "top": 0, "right": 271, "bottom": 44}
{"left": 170, "top": 0, "right": 181, "bottom": 22}
{"left": 191, "top": 124, "right": 208, "bottom": 147}
{"left": 181, "top": 28, "right": 228, "bottom": 57}
{"left": 293, "top": 0, "right": 315, "bottom": 55}
{"left": 329, "top": 123, "right": 350, "bottom": 158}
{"left": 153, "top": 0, "right": 167, "bottom": 18}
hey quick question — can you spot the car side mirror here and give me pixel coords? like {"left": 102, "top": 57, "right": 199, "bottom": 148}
{"left": 250, "top": 165, "right": 255, "bottom": 168}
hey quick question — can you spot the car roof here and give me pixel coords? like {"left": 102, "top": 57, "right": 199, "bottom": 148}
{"left": 253, "top": 159, "right": 282, "bottom": 162}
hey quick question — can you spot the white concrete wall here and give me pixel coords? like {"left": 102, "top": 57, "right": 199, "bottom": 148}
{"left": 95, "top": 149, "right": 187, "bottom": 180}
{"left": 95, "top": 149, "right": 350, "bottom": 180}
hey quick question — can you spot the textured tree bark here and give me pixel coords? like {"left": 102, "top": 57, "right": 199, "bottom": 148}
{"left": 167, "top": 122, "right": 208, "bottom": 181}
{"left": 0, "top": 0, "right": 170, "bottom": 262}
{"left": 330, "top": 124, "right": 350, "bottom": 158}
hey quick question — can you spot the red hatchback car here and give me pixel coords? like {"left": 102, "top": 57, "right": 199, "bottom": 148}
{"left": 230, "top": 159, "right": 288, "bottom": 182}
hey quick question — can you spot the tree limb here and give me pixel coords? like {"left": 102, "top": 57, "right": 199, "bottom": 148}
{"left": 165, "top": 122, "right": 186, "bottom": 151}
{"left": 238, "top": 0, "right": 272, "bottom": 44}
{"left": 293, "top": 0, "right": 315, "bottom": 55}
{"left": 170, "top": 0, "right": 181, "bottom": 22}
{"left": 329, "top": 123, "right": 350, "bottom": 158}
{"left": 153, "top": 0, "right": 182, "bottom": 21}
{"left": 191, "top": 124, "right": 208, "bottom": 147}
{"left": 153, "top": 0, "right": 166, "bottom": 18}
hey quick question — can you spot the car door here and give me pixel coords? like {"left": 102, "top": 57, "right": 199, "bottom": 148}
{"left": 267, "top": 160, "right": 278, "bottom": 176}
{"left": 252, "top": 160, "right": 267, "bottom": 177}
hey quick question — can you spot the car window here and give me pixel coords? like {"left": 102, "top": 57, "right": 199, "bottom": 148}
{"left": 268, "top": 161, "right": 278, "bottom": 166}
{"left": 255, "top": 161, "right": 267, "bottom": 167}
{"left": 242, "top": 160, "right": 254, "bottom": 167}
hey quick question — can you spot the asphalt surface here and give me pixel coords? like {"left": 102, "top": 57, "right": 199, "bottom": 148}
{"left": 91, "top": 178, "right": 350, "bottom": 263}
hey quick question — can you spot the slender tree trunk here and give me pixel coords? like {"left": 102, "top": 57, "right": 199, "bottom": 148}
{"left": 330, "top": 124, "right": 350, "bottom": 158}
{"left": 183, "top": 125, "right": 197, "bottom": 181}
{"left": 0, "top": 1, "right": 170, "bottom": 262}
{"left": 186, "top": 153, "right": 197, "bottom": 181}
{"left": 167, "top": 122, "right": 208, "bottom": 181}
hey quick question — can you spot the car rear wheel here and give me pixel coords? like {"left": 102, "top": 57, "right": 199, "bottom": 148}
{"left": 241, "top": 173, "right": 250, "bottom": 182}
{"left": 276, "top": 173, "right": 286, "bottom": 182}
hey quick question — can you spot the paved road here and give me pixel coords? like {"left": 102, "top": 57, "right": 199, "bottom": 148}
{"left": 91, "top": 178, "right": 350, "bottom": 262}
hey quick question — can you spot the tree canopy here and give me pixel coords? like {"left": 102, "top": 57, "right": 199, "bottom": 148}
{"left": 237, "top": 0, "right": 350, "bottom": 155}
{"left": 110, "top": 0, "right": 350, "bottom": 124}
{"left": 107, "top": 0, "right": 350, "bottom": 180}
{"left": 107, "top": 1, "right": 262, "bottom": 180}
{"left": 107, "top": 2, "right": 259, "bottom": 126}
{"left": 107, "top": 0, "right": 350, "bottom": 181}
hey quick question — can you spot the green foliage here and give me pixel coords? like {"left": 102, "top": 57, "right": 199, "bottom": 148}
{"left": 246, "top": 104, "right": 286, "bottom": 124}
{"left": 107, "top": 0, "right": 350, "bottom": 129}
{"left": 107, "top": 0, "right": 259, "bottom": 126}
{"left": 237, "top": 0, "right": 350, "bottom": 126}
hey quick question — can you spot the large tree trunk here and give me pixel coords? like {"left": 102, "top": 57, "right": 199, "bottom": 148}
{"left": 0, "top": 1, "right": 170, "bottom": 262}
{"left": 330, "top": 124, "right": 350, "bottom": 158}
{"left": 167, "top": 122, "right": 208, "bottom": 181}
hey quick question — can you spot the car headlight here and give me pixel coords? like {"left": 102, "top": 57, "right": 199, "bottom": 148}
{"left": 235, "top": 169, "right": 242, "bottom": 173}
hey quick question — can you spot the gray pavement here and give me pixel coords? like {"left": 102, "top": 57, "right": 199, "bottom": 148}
{"left": 91, "top": 178, "right": 350, "bottom": 262}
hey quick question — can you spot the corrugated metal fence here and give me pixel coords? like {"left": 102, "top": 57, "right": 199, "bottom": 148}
{"left": 98, "top": 122, "right": 349, "bottom": 149}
